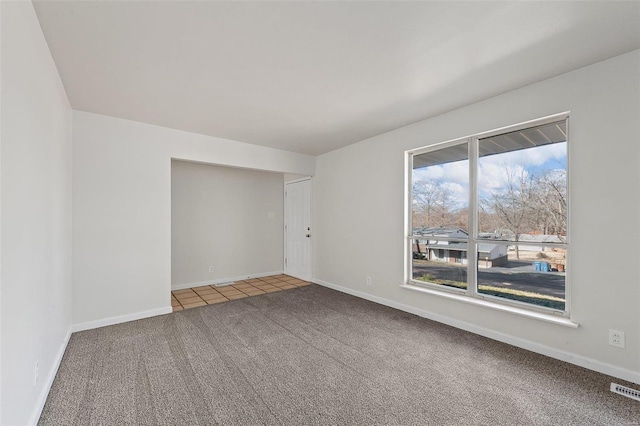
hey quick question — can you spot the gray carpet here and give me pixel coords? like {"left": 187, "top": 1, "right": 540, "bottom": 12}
{"left": 40, "top": 284, "right": 640, "bottom": 425}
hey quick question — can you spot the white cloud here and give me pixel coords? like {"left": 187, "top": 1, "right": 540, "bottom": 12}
{"left": 479, "top": 142, "right": 566, "bottom": 169}
{"left": 440, "top": 181, "right": 468, "bottom": 208}
{"left": 442, "top": 160, "right": 469, "bottom": 185}
{"left": 414, "top": 159, "right": 469, "bottom": 186}
{"left": 413, "top": 142, "right": 566, "bottom": 204}
{"left": 478, "top": 163, "right": 528, "bottom": 192}
{"left": 416, "top": 165, "right": 444, "bottom": 180}
{"left": 478, "top": 143, "right": 565, "bottom": 196}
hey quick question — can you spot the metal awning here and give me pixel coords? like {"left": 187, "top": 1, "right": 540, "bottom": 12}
{"left": 414, "top": 119, "right": 566, "bottom": 169}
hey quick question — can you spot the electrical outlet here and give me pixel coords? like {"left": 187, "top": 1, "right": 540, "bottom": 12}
{"left": 208, "top": 266, "right": 215, "bottom": 273}
{"left": 366, "top": 276, "right": 372, "bottom": 286}
{"left": 609, "top": 329, "right": 625, "bottom": 348}
{"left": 34, "top": 361, "right": 39, "bottom": 386}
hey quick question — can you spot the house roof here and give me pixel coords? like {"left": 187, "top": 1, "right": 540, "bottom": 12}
{"left": 413, "top": 227, "right": 468, "bottom": 237}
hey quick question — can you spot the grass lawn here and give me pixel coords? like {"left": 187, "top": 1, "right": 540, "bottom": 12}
{"left": 415, "top": 274, "right": 565, "bottom": 310}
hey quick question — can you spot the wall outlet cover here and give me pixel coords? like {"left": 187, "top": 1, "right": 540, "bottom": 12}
{"left": 608, "top": 329, "right": 625, "bottom": 348}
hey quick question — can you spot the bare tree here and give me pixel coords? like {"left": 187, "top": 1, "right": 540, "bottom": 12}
{"left": 413, "top": 179, "right": 462, "bottom": 229}
{"left": 482, "top": 167, "right": 535, "bottom": 259}
{"left": 434, "top": 184, "right": 456, "bottom": 227}
{"left": 413, "top": 180, "right": 443, "bottom": 228}
{"left": 531, "top": 170, "right": 567, "bottom": 242}
{"left": 478, "top": 210, "right": 505, "bottom": 238}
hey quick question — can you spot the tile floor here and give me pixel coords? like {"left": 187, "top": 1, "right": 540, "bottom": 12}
{"left": 171, "top": 274, "right": 311, "bottom": 311}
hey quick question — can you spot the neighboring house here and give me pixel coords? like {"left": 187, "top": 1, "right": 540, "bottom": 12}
{"left": 413, "top": 227, "right": 468, "bottom": 240}
{"left": 516, "top": 233, "right": 565, "bottom": 252}
{"left": 413, "top": 227, "right": 508, "bottom": 268}
{"left": 476, "top": 243, "right": 509, "bottom": 268}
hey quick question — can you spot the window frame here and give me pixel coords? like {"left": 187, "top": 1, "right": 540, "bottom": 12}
{"left": 405, "top": 112, "right": 570, "bottom": 317}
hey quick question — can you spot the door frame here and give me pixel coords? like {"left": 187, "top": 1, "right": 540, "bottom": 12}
{"left": 283, "top": 177, "right": 312, "bottom": 280}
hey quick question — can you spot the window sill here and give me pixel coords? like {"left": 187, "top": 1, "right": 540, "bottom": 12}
{"left": 400, "top": 283, "right": 579, "bottom": 328}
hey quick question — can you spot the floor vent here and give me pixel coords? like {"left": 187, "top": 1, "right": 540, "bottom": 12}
{"left": 610, "top": 383, "right": 640, "bottom": 402}
{"left": 214, "top": 282, "right": 235, "bottom": 288}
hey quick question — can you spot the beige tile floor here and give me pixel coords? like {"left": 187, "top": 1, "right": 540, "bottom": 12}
{"left": 171, "top": 274, "right": 311, "bottom": 311}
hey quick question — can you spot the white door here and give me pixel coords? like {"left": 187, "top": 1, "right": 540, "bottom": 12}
{"left": 285, "top": 179, "right": 311, "bottom": 281}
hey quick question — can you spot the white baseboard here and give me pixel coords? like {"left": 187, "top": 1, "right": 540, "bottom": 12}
{"left": 72, "top": 306, "right": 173, "bottom": 332}
{"left": 29, "top": 327, "right": 72, "bottom": 426}
{"left": 172, "top": 270, "right": 284, "bottom": 291}
{"left": 312, "top": 278, "right": 640, "bottom": 385}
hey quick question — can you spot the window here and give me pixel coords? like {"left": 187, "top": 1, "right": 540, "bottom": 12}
{"left": 407, "top": 114, "right": 569, "bottom": 315}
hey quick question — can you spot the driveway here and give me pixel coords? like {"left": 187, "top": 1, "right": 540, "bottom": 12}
{"left": 412, "top": 260, "right": 565, "bottom": 298}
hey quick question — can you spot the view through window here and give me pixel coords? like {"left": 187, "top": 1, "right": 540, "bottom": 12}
{"left": 410, "top": 116, "right": 568, "bottom": 312}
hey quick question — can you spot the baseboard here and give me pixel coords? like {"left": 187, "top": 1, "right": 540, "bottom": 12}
{"left": 29, "top": 327, "right": 72, "bottom": 426}
{"left": 172, "top": 270, "right": 284, "bottom": 291}
{"left": 71, "top": 306, "right": 173, "bottom": 332}
{"left": 312, "top": 278, "right": 640, "bottom": 385}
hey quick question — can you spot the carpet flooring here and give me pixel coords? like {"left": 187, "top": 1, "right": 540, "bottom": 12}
{"left": 40, "top": 284, "right": 640, "bottom": 425}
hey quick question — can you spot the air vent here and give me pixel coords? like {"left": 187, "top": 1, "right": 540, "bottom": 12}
{"left": 214, "top": 282, "right": 234, "bottom": 288}
{"left": 610, "top": 383, "right": 640, "bottom": 402}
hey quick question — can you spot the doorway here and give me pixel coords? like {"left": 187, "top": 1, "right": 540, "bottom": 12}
{"left": 284, "top": 178, "right": 311, "bottom": 281}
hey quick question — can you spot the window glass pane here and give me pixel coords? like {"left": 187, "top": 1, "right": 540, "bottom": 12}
{"left": 412, "top": 142, "right": 469, "bottom": 231}
{"left": 412, "top": 239, "right": 467, "bottom": 291}
{"left": 478, "top": 120, "right": 567, "bottom": 243}
{"left": 408, "top": 117, "right": 569, "bottom": 313}
{"left": 477, "top": 244, "right": 566, "bottom": 310}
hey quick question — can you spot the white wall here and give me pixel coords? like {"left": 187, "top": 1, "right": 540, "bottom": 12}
{"left": 72, "top": 111, "right": 315, "bottom": 328}
{"left": 313, "top": 51, "right": 640, "bottom": 383}
{"left": 1, "top": 2, "right": 73, "bottom": 424}
{"left": 284, "top": 173, "right": 309, "bottom": 182}
{"left": 172, "top": 161, "right": 284, "bottom": 287}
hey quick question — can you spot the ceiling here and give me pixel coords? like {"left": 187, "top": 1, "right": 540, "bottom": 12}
{"left": 33, "top": 1, "right": 640, "bottom": 156}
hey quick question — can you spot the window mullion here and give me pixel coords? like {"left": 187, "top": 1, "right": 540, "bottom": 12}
{"left": 468, "top": 137, "right": 479, "bottom": 297}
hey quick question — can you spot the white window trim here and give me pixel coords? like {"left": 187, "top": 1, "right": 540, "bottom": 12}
{"left": 399, "top": 283, "right": 578, "bottom": 328}
{"left": 404, "top": 112, "right": 572, "bottom": 321}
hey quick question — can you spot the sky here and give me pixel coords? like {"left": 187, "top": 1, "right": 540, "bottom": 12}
{"left": 413, "top": 142, "right": 567, "bottom": 209}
